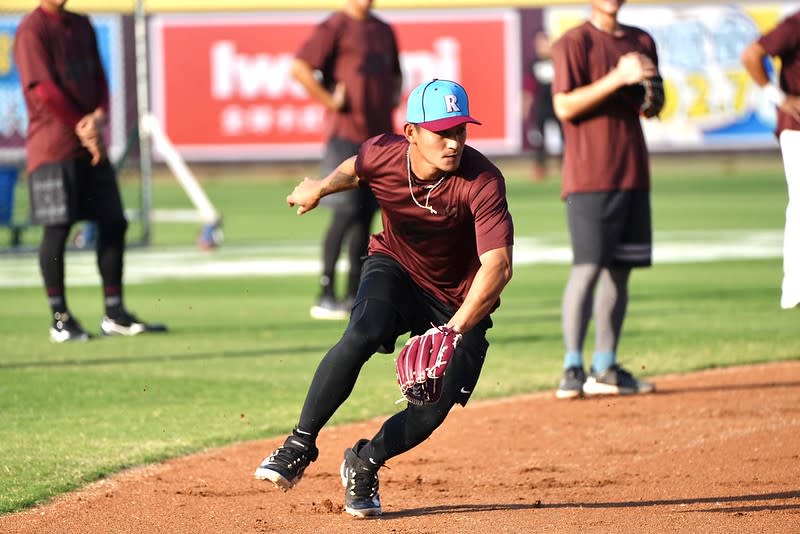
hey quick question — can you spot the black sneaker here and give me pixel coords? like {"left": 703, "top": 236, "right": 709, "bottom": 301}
{"left": 583, "top": 364, "right": 655, "bottom": 396}
{"left": 50, "top": 311, "right": 91, "bottom": 343}
{"left": 340, "top": 439, "right": 382, "bottom": 518}
{"left": 309, "top": 296, "right": 350, "bottom": 320}
{"left": 101, "top": 310, "right": 167, "bottom": 337}
{"left": 555, "top": 366, "right": 586, "bottom": 399}
{"left": 254, "top": 436, "right": 318, "bottom": 491}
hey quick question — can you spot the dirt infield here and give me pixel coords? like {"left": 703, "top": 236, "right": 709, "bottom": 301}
{"left": 3, "top": 361, "right": 799, "bottom": 533}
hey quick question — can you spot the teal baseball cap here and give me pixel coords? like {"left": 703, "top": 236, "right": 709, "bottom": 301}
{"left": 405, "top": 79, "right": 481, "bottom": 132}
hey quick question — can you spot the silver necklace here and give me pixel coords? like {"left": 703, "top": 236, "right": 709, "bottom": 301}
{"left": 406, "top": 146, "right": 447, "bottom": 215}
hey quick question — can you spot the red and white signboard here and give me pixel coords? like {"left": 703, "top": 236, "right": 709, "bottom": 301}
{"left": 149, "top": 10, "right": 520, "bottom": 161}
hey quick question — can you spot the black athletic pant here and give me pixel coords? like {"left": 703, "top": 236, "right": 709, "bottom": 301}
{"left": 39, "top": 218, "right": 127, "bottom": 294}
{"left": 296, "top": 255, "right": 491, "bottom": 466}
{"left": 33, "top": 158, "right": 128, "bottom": 313}
{"left": 321, "top": 189, "right": 378, "bottom": 298}
{"left": 318, "top": 137, "right": 378, "bottom": 300}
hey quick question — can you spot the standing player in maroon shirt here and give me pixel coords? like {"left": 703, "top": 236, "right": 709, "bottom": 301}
{"left": 14, "top": 0, "right": 165, "bottom": 342}
{"left": 550, "top": 0, "right": 659, "bottom": 399}
{"left": 254, "top": 79, "right": 514, "bottom": 517}
{"left": 741, "top": 11, "right": 800, "bottom": 309}
{"left": 291, "top": 0, "right": 403, "bottom": 320}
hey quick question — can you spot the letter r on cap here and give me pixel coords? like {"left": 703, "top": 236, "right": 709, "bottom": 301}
{"left": 444, "top": 94, "right": 460, "bottom": 113}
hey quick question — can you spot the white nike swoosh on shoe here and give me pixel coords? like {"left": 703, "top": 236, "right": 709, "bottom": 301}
{"left": 460, "top": 387, "right": 472, "bottom": 394}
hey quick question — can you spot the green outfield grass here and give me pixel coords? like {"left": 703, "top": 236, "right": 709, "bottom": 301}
{"left": 1, "top": 153, "right": 798, "bottom": 514}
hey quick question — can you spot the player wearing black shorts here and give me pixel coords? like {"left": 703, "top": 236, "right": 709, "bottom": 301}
{"left": 550, "top": 0, "right": 660, "bottom": 398}
{"left": 14, "top": 0, "right": 165, "bottom": 342}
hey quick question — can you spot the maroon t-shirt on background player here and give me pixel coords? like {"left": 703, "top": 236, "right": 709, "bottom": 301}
{"left": 14, "top": 7, "right": 109, "bottom": 173}
{"left": 296, "top": 11, "right": 401, "bottom": 144}
{"left": 355, "top": 134, "right": 514, "bottom": 312}
{"left": 551, "top": 21, "right": 657, "bottom": 198}
{"left": 758, "top": 11, "right": 800, "bottom": 137}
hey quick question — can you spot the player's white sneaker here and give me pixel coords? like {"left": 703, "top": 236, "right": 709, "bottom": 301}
{"left": 50, "top": 311, "right": 91, "bottom": 343}
{"left": 583, "top": 364, "right": 654, "bottom": 396}
{"left": 101, "top": 310, "right": 167, "bottom": 336}
{"left": 310, "top": 296, "right": 350, "bottom": 320}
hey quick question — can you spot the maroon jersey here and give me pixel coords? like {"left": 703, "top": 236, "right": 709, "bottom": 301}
{"left": 296, "top": 11, "right": 401, "bottom": 144}
{"left": 14, "top": 7, "right": 108, "bottom": 173}
{"left": 551, "top": 22, "right": 657, "bottom": 198}
{"left": 355, "top": 134, "right": 514, "bottom": 311}
{"left": 758, "top": 11, "right": 800, "bottom": 136}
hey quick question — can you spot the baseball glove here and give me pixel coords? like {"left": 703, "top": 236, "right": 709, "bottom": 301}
{"left": 395, "top": 325, "right": 462, "bottom": 406}
{"left": 639, "top": 75, "right": 665, "bottom": 118}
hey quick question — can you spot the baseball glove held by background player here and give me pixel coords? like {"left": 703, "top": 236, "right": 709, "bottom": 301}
{"left": 395, "top": 325, "right": 462, "bottom": 406}
{"left": 639, "top": 75, "right": 665, "bottom": 118}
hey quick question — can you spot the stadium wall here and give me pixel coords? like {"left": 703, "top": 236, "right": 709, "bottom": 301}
{"left": 1, "top": 0, "right": 741, "bottom": 15}
{"left": 1, "top": 2, "right": 797, "bottom": 164}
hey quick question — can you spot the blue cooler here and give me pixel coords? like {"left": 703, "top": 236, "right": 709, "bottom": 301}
{"left": 0, "top": 166, "right": 18, "bottom": 226}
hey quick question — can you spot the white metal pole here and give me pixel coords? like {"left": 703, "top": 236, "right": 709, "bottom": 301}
{"left": 134, "top": 0, "right": 153, "bottom": 245}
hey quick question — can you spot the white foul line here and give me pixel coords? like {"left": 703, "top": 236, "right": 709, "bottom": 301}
{"left": 0, "top": 230, "right": 784, "bottom": 288}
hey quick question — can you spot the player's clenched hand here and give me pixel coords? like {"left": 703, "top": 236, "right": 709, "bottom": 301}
{"left": 615, "top": 52, "right": 657, "bottom": 86}
{"left": 76, "top": 113, "right": 99, "bottom": 136}
{"left": 286, "top": 177, "right": 322, "bottom": 215}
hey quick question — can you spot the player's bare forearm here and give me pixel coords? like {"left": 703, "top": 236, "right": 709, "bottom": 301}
{"left": 321, "top": 157, "right": 359, "bottom": 196}
{"left": 554, "top": 52, "right": 656, "bottom": 122}
{"left": 740, "top": 42, "right": 800, "bottom": 120}
{"left": 740, "top": 42, "right": 770, "bottom": 86}
{"left": 286, "top": 156, "right": 360, "bottom": 215}
{"left": 554, "top": 77, "right": 618, "bottom": 122}
{"left": 290, "top": 58, "right": 344, "bottom": 112}
{"left": 447, "top": 246, "right": 513, "bottom": 333}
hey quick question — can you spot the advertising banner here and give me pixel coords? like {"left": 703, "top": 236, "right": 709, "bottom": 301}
{"left": 0, "top": 15, "right": 127, "bottom": 163}
{"left": 543, "top": 2, "right": 800, "bottom": 151}
{"left": 148, "top": 9, "right": 521, "bottom": 161}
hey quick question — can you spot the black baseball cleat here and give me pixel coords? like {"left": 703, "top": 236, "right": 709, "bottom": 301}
{"left": 50, "top": 311, "right": 91, "bottom": 343}
{"left": 341, "top": 439, "right": 382, "bottom": 518}
{"left": 101, "top": 310, "right": 167, "bottom": 337}
{"left": 254, "top": 436, "right": 319, "bottom": 490}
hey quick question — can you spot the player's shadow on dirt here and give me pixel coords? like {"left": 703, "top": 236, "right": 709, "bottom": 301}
{"left": 384, "top": 490, "right": 800, "bottom": 518}
{"left": 652, "top": 380, "right": 800, "bottom": 396}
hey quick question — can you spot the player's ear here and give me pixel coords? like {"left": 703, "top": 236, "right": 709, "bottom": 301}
{"left": 403, "top": 123, "right": 417, "bottom": 143}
